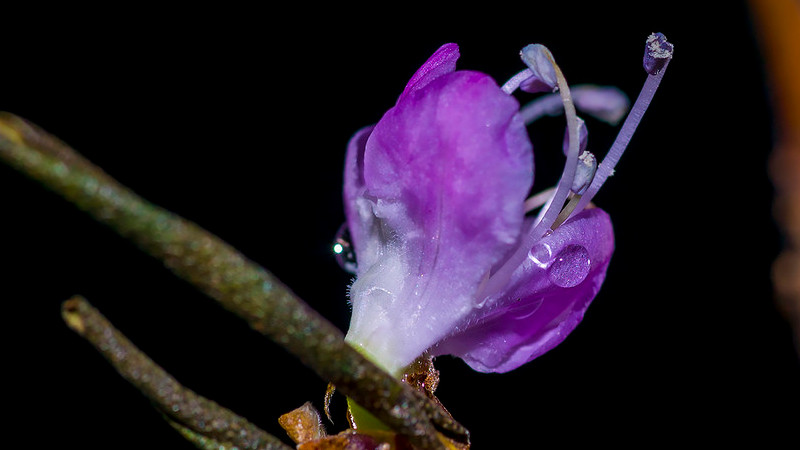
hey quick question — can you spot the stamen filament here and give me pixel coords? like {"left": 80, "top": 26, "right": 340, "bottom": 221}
{"left": 571, "top": 34, "right": 673, "bottom": 218}
{"left": 519, "top": 93, "right": 565, "bottom": 124}
{"left": 482, "top": 34, "right": 672, "bottom": 301}
{"left": 529, "top": 53, "right": 581, "bottom": 235}
{"left": 501, "top": 68, "right": 534, "bottom": 94}
{"left": 519, "top": 85, "right": 630, "bottom": 126}
{"left": 524, "top": 187, "right": 556, "bottom": 213}
{"left": 481, "top": 46, "right": 580, "bottom": 298}
{"left": 550, "top": 193, "right": 582, "bottom": 230}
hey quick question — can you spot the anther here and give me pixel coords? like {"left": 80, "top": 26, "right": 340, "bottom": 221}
{"left": 571, "top": 151, "right": 597, "bottom": 196}
{"left": 483, "top": 44, "right": 581, "bottom": 297}
{"left": 522, "top": 45, "right": 582, "bottom": 236}
{"left": 519, "top": 44, "right": 559, "bottom": 93}
{"left": 549, "top": 151, "right": 597, "bottom": 231}
{"left": 644, "top": 32, "right": 674, "bottom": 75}
{"left": 501, "top": 44, "right": 561, "bottom": 95}
{"left": 563, "top": 117, "right": 588, "bottom": 155}
{"left": 572, "top": 32, "right": 673, "bottom": 218}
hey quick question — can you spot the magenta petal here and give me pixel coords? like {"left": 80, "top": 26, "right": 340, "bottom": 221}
{"left": 398, "top": 43, "right": 460, "bottom": 102}
{"left": 433, "top": 208, "right": 614, "bottom": 373}
{"left": 344, "top": 69, "right": 534, "bottom": 373}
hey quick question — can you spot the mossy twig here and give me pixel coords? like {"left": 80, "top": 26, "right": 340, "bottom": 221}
{"left": 0, "top": 113, "right": 468, "bottom": 449}
{"left": 62, "top": 296, "right": 292, "bottom": 450}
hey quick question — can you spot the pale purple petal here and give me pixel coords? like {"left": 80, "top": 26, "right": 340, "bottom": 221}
{"left": 433, "top": 208, "right": 614, "bottom": 373}
{"left": 342, "top": 125, "right": 376, "bottom": 262}
{"left": 398, "top": 43, "right": 460, "bottom": 102}
{"left": 343, "top": 43, "right": 459, "bottom": 260}
{"left": 344, "top": 70, "right": 533, "bottom": 374}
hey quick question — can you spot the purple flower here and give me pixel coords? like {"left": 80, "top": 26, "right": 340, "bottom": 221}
{"left": 339, "top": 36, "right": 672, "bottom": 375}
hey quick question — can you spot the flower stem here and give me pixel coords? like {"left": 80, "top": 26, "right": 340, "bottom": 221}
{"left": 62, "top": 296, "right": 292, "bottom": 450}
{"left": 0, "top": 112, "right": 467, "bottom": 450}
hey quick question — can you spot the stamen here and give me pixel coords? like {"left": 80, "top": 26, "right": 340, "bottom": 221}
{"left": 572, "top": 85, "right": 629, "bottom": 124}
{"left": 550, "top": 193, "right": 581, "bottom": 230}
{"left": 563, "top": 117, "right": 588, "bottom": 156}
{"left": 519, "top": 85, "right": 630, "bottom": 126}
{"left": 524, "top": 187, "right": 556, "bottom": 214}
{"left": 644, "top": 32, "right": 674, "bottom": 75}
{"left": 519, "top": 92, "right": 565, "bottom": 124}
{"left": 481, "top": 44, "right": 581, "bottom": 298}
{"left": 502, "top": 43, "right": 564, "bottom": 95}
{"left": 571, "top": 32, "right": 673, "bottom": 218}
{"left": 501, "top": 68, "right": 534, "bottom": 94}
{"left": 519, "top": 44, "right": 559, "bottom": 93}
{"left": 550, "top": 151, "right": 597, "bottom": 229}
{"left": 528, "top": 47, "right": 582, "bottom": 236}
{"left": 482, "top": 34, "right": 673, "bottom": 300}
{"left": 571, "top": 151, "right": 597, "bottom": 195}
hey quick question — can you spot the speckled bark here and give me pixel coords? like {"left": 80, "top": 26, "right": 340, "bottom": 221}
{"left": 62, "top": 296, "right": 291, "bottom": 450}
{"left": 0, "top": 113, "right": 467, "bottom": 449}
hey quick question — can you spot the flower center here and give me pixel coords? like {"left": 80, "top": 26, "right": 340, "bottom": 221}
{"left": 483, "top": 33, "right": 673, "bottom": 298}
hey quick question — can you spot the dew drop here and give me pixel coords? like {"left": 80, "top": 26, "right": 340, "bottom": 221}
{"left": 333, "top": 223, "right": 358, "bottom": 274}
{"left": 547, "top": 244, "right": 590, "bottom": 288}
{"left": 528, "top": 243, "right": 553, "bottom": 268}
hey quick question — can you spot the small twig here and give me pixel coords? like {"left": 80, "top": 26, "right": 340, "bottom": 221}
{"left": 61, "top": 296, "right": 292, "bottom": 450}
{"left": 167, "top": 418, "right": 244, "bottom": 450}
{"left": 0, "top": 113, "right": 468, "bottom": 449}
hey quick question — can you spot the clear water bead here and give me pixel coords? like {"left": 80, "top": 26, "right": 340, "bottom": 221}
{"left": 547, "top": 244, "right": 590, "bottom": 288}
{"left": 528, "top": 243, "right": 553, "bottom": 268}
{"left": 333, "top": 223, "right": 358, "bottom": 274}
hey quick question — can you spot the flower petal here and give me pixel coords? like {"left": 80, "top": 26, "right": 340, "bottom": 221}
{"left": 433, "top": 208, "right": 614, "bottom": 373}
{"left": 398, "top": 43, "right": 460, "bottom": 102}
{"left": 342, "top": 124, "right": 376, "bottom": 262}
{"left": 344, "top": 69, "right": 534, "bottom": 374}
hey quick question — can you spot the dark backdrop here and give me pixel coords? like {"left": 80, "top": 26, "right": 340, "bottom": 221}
{"left": 3, "top": 1, "right": 798, "bottom": 448}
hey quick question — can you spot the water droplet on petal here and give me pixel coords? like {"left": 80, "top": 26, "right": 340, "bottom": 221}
{"left": 548, "top": 244, "right": 590, "bottom": 288}
{"left": 528, "top": 243, "right": 553, "bottom": 268}
{"left": 333, "top": 223, "right": 358, "bottom": 274}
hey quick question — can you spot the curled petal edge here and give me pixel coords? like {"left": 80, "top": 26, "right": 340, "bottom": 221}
{"left": 433, "top": 208, "right": 614, "bottom": 373}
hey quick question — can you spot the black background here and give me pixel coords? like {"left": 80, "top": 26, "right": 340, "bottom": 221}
{"left": 3, "top": 1, "right": 799, "bottom": 448}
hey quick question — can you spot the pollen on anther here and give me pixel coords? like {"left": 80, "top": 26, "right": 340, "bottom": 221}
{"left": 643, "top": 32, "right": 674, "bottom": 75}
